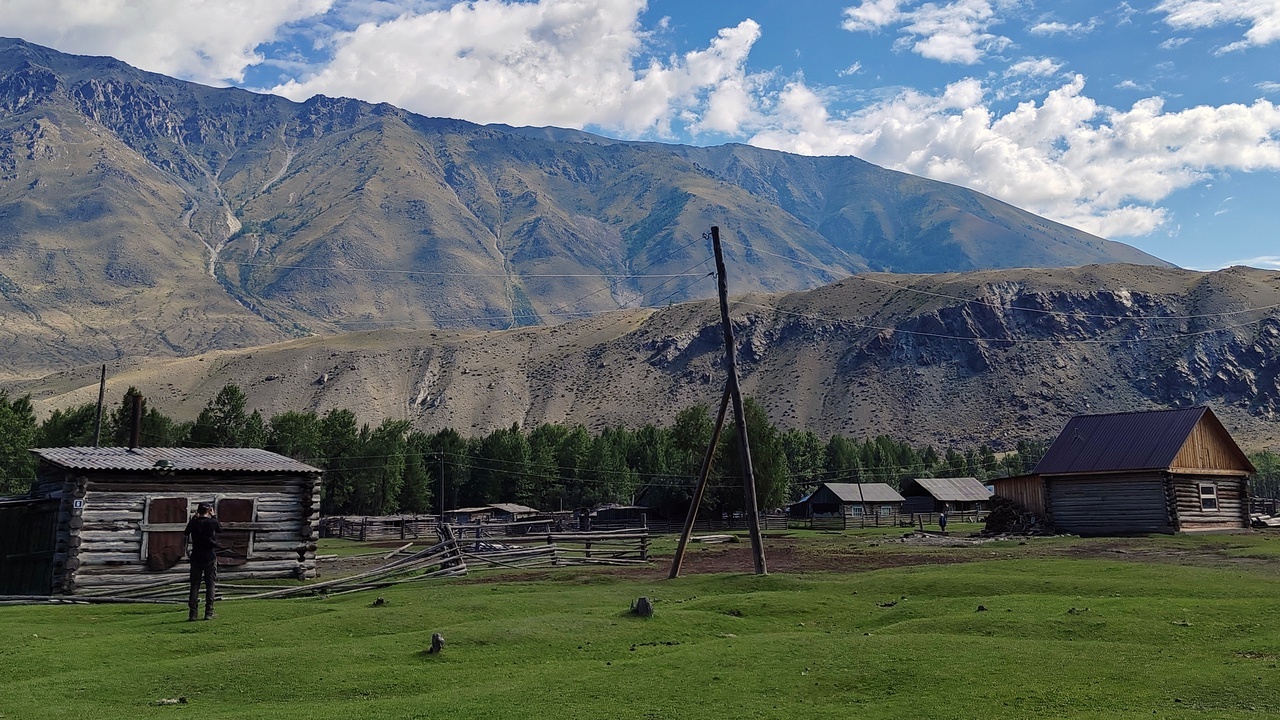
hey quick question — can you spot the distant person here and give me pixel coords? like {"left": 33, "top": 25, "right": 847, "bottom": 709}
{"left": 184, "top": 502, "right": 222, "bottom": 621}
{"left": 938, "top": 512, "right": 948, "bottom": 533}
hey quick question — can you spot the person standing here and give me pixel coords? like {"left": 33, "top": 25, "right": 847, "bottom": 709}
{"left": 184, "top": 502, "right": 222, "bottom": 621}
{"left": 938, "top": 511, "right": 948, "bottom": 533}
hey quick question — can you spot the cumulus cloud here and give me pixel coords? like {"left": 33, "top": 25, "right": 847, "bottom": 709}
{"left": 842, "top": 0, "right": 1013, "bottom": 64}
{"left": 270, "top": 0, "right": 765, "bottom": 136}
{"left": 1157, "top": 0, "right": 1280, "bottom": 52}
{"left": 0, "top": 0, "right": 331, "bottom": 84}
{"left": 747, "top": 76, "right": 1280, "bottom": 238}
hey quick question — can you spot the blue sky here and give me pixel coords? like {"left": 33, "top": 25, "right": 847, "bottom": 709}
{"left": 2, "top": 0, "right": 1278, "bottom": 270}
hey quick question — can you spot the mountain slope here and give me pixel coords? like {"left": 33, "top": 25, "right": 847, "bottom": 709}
{"left": 0, "top": 38, "right": 1170, "bottom": 375}
{"left": 11, "top": 264, "right": 1279, "bottom": 451}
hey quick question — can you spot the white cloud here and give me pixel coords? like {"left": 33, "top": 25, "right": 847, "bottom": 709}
{"left": 1006, "top": 57, "right": 1062, "bottom": 77}
{"left": 1258, "top": 81, "right": 1280, "bottom": 94}
{"left": 838, "top": 62, "right": 864, "bottom": 77}
{"left": 1028, "top": 18, "right": 1099, "bottom": 36}
{"left": 1157, "top": 0, "right": 1280, "bottom": 52}
{"left": 1219, "top": 255, "right": 1280, "bottom": 269}
{"left": 0, "top": 0, "right": 331, "bottom": 84}
{"left": 270, "top": 0, "right": 765, "bottom": 136}
{"left": 842, "top": 0, "right": 1013, "bottom": 64}
{"left": 748, "top": 76, "right": 1280, "bottom": 238}
{"left": 1160, "top": 36, "right": 1192, "bottom": 49}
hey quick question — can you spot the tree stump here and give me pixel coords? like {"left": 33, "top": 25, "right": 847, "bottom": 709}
{"left": 632, "top": 596, "right": 654, "bottom": 618}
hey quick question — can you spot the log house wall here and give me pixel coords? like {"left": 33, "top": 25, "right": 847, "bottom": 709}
{"left": 1169, "top": 475, "right": 1249, "bottom": 531}
{"left": 1045, "top": 473, "right": 1175, "bottom": 535}
{"left": 36, "top": 468, "right": 321, "bottom": 593}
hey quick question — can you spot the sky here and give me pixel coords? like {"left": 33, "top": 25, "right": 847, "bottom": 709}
{"left": 1, "top": 0, "right": 1278, "bottom": 271}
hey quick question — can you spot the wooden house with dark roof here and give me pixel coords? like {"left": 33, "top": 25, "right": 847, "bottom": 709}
{"left": 1033, "top": 406, "right": 1255, "bottom": 535}
{"left": 0, "top": 447, "right": 322, "bottom": 596}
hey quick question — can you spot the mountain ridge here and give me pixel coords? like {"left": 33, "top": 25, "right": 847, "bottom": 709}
{"left": 0, "top": 37, "right": 1170, "bottom": 374}
{"left": 9, "top": 263, "right": 1278, "bottom": 452}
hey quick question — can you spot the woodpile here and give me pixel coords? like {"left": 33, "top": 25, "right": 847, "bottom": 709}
{"left": 1251, "top": 513, "right": 1280, "bottom": 528}
{"left": 982, "top": 496, "right": 1054, "bottom": 536}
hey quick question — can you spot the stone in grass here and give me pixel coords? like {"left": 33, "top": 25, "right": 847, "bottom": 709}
{"left": 632, "top": 596, "right": 654, "bottom": 618}
{"left": 429, "top": 632, "right": 445, "bottom": 654}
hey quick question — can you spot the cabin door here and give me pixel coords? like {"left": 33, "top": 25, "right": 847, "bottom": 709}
{"left": 0, "top": 499, "right": 58, "bottom": 595}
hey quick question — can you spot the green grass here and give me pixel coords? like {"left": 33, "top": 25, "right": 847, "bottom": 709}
{"left": 3, "top": 536, "right": 1280, "bottom": 719}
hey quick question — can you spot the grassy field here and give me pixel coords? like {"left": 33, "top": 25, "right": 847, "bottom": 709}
{"left": 2, "top": 531, "right": 1279, "bottom": 719}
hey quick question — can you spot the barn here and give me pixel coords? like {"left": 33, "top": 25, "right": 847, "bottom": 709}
{"left": 0, "top": 446, "right": 321, "bottom": 596}
{"left": 900, "top": 477, "right": 992, "bottom": 517}
{"left": 1033, "top": 407, "right": 1255, "bottom": 535}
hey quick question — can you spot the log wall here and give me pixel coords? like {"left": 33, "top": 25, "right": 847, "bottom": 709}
{"left": 1170, "top": 475, "right": 1249, "bottom": 531}
{"left": 1046, "top": 473, "right": 1175, "bottom": 535}
{"left": 45, "top": 470, "right": 321, "bottom": 593}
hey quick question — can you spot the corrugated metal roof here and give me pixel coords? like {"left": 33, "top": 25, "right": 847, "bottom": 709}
{"left": 1033, "top": 407, "right": 1211, "bottom": 475}
{"left": 822, "top": 483, "right": 905, "bottom": 503}
{"left": 907, "top": 477, "right": 992, "bottom": 502}
{"left": 31, "top": 447, "right": 322, "bottom": 474}
{"left": 488, "top": 503, "right": 541, "bottom": 514}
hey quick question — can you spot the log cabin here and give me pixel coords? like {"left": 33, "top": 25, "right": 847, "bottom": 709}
{"left": 798, "top": 482, "right": 905, "bottom": 523}
{"left": 1033, "top": 406, "right": 1255, "bottom": 535}
{"left": 900, "top": 477, "right": 993, "bottom": 517}
{"left": 2, "top": 446, "right": 322, "bottom": 595}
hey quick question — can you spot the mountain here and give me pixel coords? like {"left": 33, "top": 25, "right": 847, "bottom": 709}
{"left": 11, "top": 264, "right": 1280, "bottom": 451}
{"left": 0, "top": 38, "right": 1169, "bottom": 376}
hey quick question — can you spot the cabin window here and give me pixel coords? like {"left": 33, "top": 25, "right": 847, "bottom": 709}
{"left": 1199, "top": 484, "right": 1218, "bottom": 511}
{"left": 142, "top": 497, "right": 189, "bottom": 571}
{"left": 849, "top": 505, "right": 864, "bottom": 517}
{"left": 879, "top": 505, "right": 892, "bottom": 517}
{"left": 215, "top": 497, "right": 256, "bottom": 567}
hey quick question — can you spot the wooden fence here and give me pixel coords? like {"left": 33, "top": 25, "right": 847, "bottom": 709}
{"left": 808, "top": 511, "right": 986, "bottom": 531}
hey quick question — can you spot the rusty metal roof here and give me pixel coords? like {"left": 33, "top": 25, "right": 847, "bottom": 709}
{"left": 822, "top": 483, "right": 905, "bottom": 504}
{"left": 31, "top": 447, "right": 322, "bottom": 474}
{"left": 1032, "top": 407, "right": 1230, "bottom": 475}
{"left": 904, "top": 477, "right": 993, "bottom": 502}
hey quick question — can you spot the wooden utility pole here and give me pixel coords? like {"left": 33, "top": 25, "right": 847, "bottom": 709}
{"left": 668, "top": 383, "right": 731, "bottom": 578}
{"left": 92, "top": 364, "right": 106, "bottom": 447}
{"left": 668, "top": 226, "right": 767, "bottom": 577}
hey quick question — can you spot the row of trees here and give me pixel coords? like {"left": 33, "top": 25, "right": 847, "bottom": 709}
{"left": 6, "top": 384, "right": 1277, "bottom": 517}
{"left": 2, "top": 384, "right": 1048, "bottom": 516}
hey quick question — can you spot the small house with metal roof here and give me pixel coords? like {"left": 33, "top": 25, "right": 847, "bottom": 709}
{"left": 900, "top": 477, "right": 993, "bottom": 516}
{"left": 0, "top": 447, "right": 322, "bottom": 596}
{"left": 800, "top": 483, "right": 905, "bottom": 525}
{"left": 1033, "top": 406, "right": 1254, "bottom": 535}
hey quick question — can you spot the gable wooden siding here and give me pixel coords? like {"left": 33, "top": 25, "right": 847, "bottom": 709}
{"left": 1170, "top": 419, "right": 1253, "bottom": 473}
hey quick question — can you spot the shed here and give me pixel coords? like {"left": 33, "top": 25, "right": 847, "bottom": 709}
{"left": 900, "top": 477, "right": 992, "bottom": 515}
{"left": 1033, "top": 406, "right": 1255, "bottom": 535}
{"left": 442, "top": 506, "right": 495, "bottom": 524}
{"left": 487, "top": 503, "right": 543, "bottom": 523}
{"left": 804, "top": 483, "right": 905, "bottom": 520}
{"left": 0, "top": 447, "right": 322, "bottom": 596}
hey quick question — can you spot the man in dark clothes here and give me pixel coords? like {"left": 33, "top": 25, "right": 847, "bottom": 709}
{"left": 184, "top": 502, "right": 222, "bottom": 621}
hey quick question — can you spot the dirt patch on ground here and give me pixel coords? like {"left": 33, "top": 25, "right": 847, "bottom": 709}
{"left": 320, "top": 531, "right": 1280, "bottom": 583}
